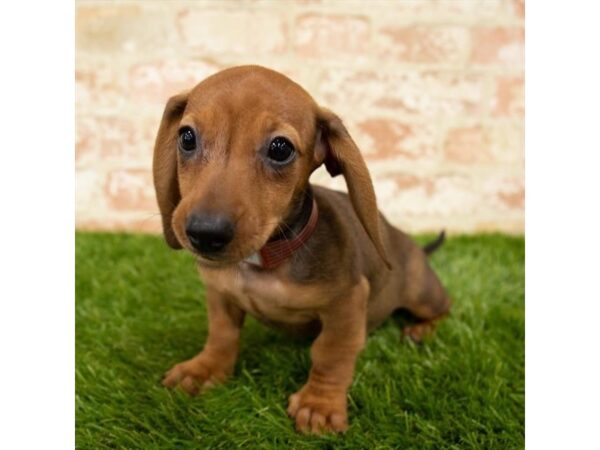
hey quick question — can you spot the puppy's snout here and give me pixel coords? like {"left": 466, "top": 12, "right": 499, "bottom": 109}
{"left": 185, "top": 213, "right": 235, "bottom": 255}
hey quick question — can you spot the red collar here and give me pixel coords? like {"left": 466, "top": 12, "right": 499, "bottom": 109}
{"left": 244, "top": 198, "right": 319, "bottom": 269}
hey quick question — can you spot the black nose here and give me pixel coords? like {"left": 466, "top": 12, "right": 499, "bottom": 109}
{"left": 185, "top": 213, "right": 235, "bottom": 255}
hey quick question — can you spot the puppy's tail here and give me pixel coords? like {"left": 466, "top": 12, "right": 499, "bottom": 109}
{"left": 422, "top": 230, "right": 446, "bottom": 256}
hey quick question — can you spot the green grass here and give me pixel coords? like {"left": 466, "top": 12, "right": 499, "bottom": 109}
{"left": 76, "top": 232, "right": 524, "bottom": 449}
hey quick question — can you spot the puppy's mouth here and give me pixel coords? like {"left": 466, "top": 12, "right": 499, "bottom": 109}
{"left": 193, "top": 236, "right": 275, "bottom": 268}
{"left": 195, "top": 255, "right": 230, "bottom": 268}
{"left": 191, "top": 242, "right": 267, "bottom": 268}
{"left": 194, "top": 253, "right": 257, "bottom": 269}
{"left": 192, "top": 250, "right": 239, "bottom": 268}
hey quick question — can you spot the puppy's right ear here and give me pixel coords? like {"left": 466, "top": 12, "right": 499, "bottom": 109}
{"left": 314, "top": 107, "right": 392, "bottom": 269}
{"left": 152, "top": 91, "right": 188, "bottom": 249}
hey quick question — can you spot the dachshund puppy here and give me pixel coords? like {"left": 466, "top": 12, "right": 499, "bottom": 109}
{"left": 153, "top": 65, "right": 451, "bottom": 434}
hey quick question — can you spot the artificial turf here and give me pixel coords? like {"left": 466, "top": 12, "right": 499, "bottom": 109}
{"left": 76, "top": 232, "right": 524, "bottom": 449}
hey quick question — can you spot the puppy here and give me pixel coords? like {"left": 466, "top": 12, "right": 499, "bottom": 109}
{"left": 153, "top": 65, "right": 451, "bottom": 434}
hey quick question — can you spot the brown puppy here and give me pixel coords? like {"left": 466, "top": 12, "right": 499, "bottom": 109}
{"left": 153, "top": 65, "right": 451, "bottom": 434}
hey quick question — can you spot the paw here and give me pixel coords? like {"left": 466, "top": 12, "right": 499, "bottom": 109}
{"left": 402, "top": 320, "right": 437, "bottom": 343}
{"left": 162, "top": 355, "right": 229, "bottom": 396}
{"left": 287, "top": 385, "right": 348, "bottom": 434}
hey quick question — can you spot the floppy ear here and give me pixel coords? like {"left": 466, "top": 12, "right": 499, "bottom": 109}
{"left": 152, "top": 91, "right": 188, "bottom": 249}
{"left": 316, "top": 108, "right": 392, "bottom": 269}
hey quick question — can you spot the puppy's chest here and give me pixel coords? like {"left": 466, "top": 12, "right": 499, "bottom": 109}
{"left": 199, "top": 264, "right": 323, "bottom": 324}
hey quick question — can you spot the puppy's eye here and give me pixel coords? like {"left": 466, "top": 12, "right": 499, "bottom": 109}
{"left": 178, "top": 127, "right": 197, "bottom": 152}
{"left": 267, "top": 137, "right": 295, "bottom": 164}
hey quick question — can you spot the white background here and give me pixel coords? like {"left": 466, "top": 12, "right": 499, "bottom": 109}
{"left": 1, "top": 1, "right": 599, "bottom": 448}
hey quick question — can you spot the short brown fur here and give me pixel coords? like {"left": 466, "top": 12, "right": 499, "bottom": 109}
{"left": 154, "top": 66, "right": 451, "bottom": 434}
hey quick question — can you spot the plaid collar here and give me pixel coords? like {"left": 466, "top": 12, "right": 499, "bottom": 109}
{"left": 244, "top": 198, "right": 319, "bottom": 269}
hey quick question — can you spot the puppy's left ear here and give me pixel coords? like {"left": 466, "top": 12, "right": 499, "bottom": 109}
{"left": 315, "top": 107, "right": 392, "bottom": 269}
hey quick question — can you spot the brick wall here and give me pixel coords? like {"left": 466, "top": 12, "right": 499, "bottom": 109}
{"left": 76, "top": 0, "right": 524, "bottom": 235}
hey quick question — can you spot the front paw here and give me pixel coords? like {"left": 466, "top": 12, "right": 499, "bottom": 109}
{"left": 287, "top": 384, "right": 349, "bottom": 434}
{"left": 162, "top": 354, "right": 230, "bottom": 396}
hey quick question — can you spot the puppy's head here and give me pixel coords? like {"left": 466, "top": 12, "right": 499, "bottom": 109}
{"left": 153, "top": 65, "right": 389, "bottom": 267}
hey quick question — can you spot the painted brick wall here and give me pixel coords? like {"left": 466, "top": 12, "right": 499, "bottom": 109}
{"left": 76, "top": 0, "right": 524, "bottom": 235}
